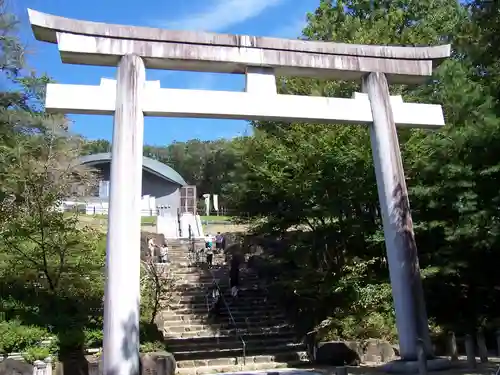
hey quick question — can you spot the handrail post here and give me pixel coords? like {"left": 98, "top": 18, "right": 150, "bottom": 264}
{"left": 243, "top": 341, "right": 246, "bottom": 365}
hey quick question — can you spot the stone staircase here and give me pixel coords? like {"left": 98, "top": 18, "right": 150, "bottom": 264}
{"left": 160, "top": 240, "right": 309, "bottom": 375}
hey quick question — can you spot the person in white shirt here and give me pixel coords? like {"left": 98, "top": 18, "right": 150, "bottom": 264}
{"left": 204, "top": 234, "right": 213, "bottom": 248}
{"left": 147, "top": 237, "right": 156, "bottom": 259}
{"left": 159, "top": 244, "right": 169, "bottom": 263}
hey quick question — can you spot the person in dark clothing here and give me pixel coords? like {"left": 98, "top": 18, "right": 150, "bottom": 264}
{"left": 215, "top": 232, "right": 223, "bottom": 252}
{"left": 229, "top": 255, "right": 241, "bottom": 297}
{"left": 206, "top": 246, "right": 213, "bottom": 268}
{"left": 208, "top": 282, "right": 222, "bottom": 319}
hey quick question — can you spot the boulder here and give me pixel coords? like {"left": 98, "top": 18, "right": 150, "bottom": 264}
{"left": 316, "top": 341, "right": 361, "bottom": 366}
{"left": 363, "top": 338, "right": 396, "bottom": 362}
{"left": 315, "top": 339, "right": 396, "bottom": 366}
{"left": 141, "top": 352, "right": 176, "bottom": 375}
{"left": 85, "top": 356, "right": 100, "bottom": 375}
{"left": 0, "top": 359, "right": 33, "bottom": 375}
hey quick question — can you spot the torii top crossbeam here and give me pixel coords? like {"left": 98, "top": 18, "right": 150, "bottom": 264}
{"left": 28, "top": 9, "right": 450, "bottom": 84}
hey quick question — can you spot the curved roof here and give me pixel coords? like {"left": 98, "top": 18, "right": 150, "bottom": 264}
{"left": 79, "top": 152, "right": 187, "bottom": 186}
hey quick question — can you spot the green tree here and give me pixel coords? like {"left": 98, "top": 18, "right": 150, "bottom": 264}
{"left": 0, "top": 3, "right": 106, "bottom": 365}
{"left": 80, "top": 139, "right": 111, "bottom": 155}
{"left": 228, "top": 0, "right": 500, "bottom": 340}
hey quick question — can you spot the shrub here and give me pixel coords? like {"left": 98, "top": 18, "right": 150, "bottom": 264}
{"left": 23, "top": 346, "right": 52, "bottom": 362}
{"left": 84, "top": 328, "right": 103, "bottom": 349}
{"left": 0, "top": 320, "right": 49, "bottom": 354}
{"left": 140, "top": 341, "right": 168, "bottom": 353}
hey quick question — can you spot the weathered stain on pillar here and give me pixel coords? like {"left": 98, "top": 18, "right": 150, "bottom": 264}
{"left": 383, "top": 71, "right": 432, "bottom": 356}
{"left": 363, "top": 71, "right": 432, "bottom": 359}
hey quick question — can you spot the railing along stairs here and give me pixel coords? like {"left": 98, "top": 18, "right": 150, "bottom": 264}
{"left": 205, "top": 269, "right": 247, "bottom": 367}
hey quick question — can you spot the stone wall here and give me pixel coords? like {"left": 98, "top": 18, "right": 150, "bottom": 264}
{"left": 314, "top": 339, "right": 397, "bottom": 366}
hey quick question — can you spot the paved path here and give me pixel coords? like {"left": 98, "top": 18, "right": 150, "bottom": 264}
{"left": 217, "top": 358, "right": 500, "bottom": 375}
{"left": 318, "top": 358, "right": 500, "bottom": 375}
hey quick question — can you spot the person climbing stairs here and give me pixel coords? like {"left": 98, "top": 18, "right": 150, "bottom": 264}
{"left": 157, "top": 239, "right": 309, "bottom": 375}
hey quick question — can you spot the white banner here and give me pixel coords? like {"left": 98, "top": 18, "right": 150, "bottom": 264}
{"left": 202, "top": 193, "right": 210, "bottom": 216}
{"left": 213, "top": 194, "right": 219, "bottom": 211}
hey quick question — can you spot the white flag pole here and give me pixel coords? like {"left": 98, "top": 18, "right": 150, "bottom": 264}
{"left": 213, "top": 194, "right": 219, "bottom": 216}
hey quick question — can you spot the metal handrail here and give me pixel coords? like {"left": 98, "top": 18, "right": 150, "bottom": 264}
{"left": 207, "top": 268, "right": 247, "bottom": 366}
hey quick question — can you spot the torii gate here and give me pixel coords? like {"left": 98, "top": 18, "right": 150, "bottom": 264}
{"left": 28, "top": 9, "right": 450, "bottom": 375}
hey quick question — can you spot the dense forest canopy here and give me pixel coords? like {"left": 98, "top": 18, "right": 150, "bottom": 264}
{"left": 1, "top": 0, "right": 500, "bottom": 361}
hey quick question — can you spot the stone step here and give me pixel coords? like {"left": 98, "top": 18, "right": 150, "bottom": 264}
{"left": 164, "top": 310, "right": 286, "bottom": 324}
{"left": 170, "top": 287, "right": 270, "bottom": 297}
{"left": 171, "top": 269, "right": 207, "bottom": 275}
{"left": 163, "top": 313, "right": 283, "bottom": 324}
{"left": 170, "top": 286, "right": 268, "bottom": 300}
{"left": 170, "top": 263, "right": 192, "bottom": 267}
{"left": 170, "top": 296, "right": 273, "bottom": 306}
{"left": 164, "top": 304, "right": 281, "bottom": 317}
{"left": 175, "top": 358, "right": 308, "bottom": 375}
{"left": 172, "top": 342, "right": 306, "bottom": 361}
{"left": 168, "top": 340, "right": 300, "bottom": 354}
{"left": 165, "top": 332, "right": 298, "bottom": 350}
{"left": 162, "top": 313, "right": 287, "bottom": 325}
{"left": 172, "top": 273, "right": 226, "bottom": 279}
{"left": 169, "top": 296, "right": 270, "bottom": 306}
{"left": 173, "top": 284, "right": 266, "bottom": 293}
{"left": 176, "top": 351, "right": 308, "bottom": 369}
{"left": 164, "top": 322, "right": 290, "bottom": 334}
{"left": 169, "top": 291, "right": 213, "bottom": 299}
{"left": 165, "top": 305, "right": 282, "bottom": 316}
{"left": 164, "top": 324, "right": 293, "bottom": 339}
{"left": 172, "top": 297, "right": 277, "bottom": 307}
{"left": 172, "top": 281, "right": 225, "bottom": 288}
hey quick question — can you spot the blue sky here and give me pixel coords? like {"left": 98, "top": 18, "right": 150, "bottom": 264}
{"left": 13, "top": 0, "right": 319, "bottom": 146}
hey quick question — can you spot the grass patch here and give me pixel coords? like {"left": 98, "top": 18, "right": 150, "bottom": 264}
{"left": 200, "top": 215, "right": 232, "bottom": 222}
{"left": 141, "top": 216, "right": 156, "bottom": 225}
{"left": 70, "top": 213, "right": 232, "bottom": 225}
{"left": 66, "top": 212, "right": 156, "bottom": 225}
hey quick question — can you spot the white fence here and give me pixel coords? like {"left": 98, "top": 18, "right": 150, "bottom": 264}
{"left": 84, "top": 206, "right": 160, "bottom": 217}
{"left": 0, "top": 356, "right": 53, "bottom": 375}
{"left": 60, "top": 195, "right": 159, "bottom": 216}
{"left": 33, "top": 358, "right": 52, "bottom": 375}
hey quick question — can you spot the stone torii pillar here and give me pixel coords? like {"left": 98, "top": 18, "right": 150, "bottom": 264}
{"left": 27, "top": 8, "right": 450, "bottom": 374}
{"left": 103, "top": 55, "right": 144, "bottom": 375}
